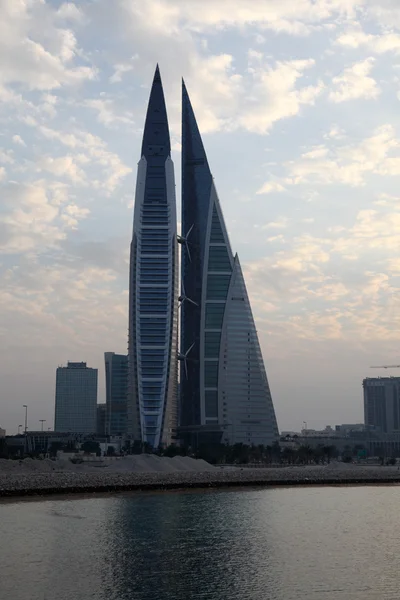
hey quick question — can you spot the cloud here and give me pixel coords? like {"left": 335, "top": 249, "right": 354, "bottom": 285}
{"left": 374, "top": 193, "right": 400, "bottom": 206}
{"left": 257, "top": 180, "right": 287, "bottom": 194}
{"left": 263, "top": 218, "right": 289, "bottom": 229}
{"left": 4, "top": 0, "right": 400, "bottom": 433}
{"left": 109, "top": 58, "right": 138, "bottom": 83}
{"left": 332, "top": 207, "right": 400, "bottom": 254}
{"left": 55, "top": 3, "right": 85, "bottom": 22}
{"left": 97, "top": 3, "right": 327, "bottom": 136}
{"left": 0, "top": 182, "right": 65, "bottom": 254}
{"left": 12, "top": 134, "right": 26, "bottom": 147}
{"left": 239, "top": 56, "right": 324, "bottom": 134}
{"left": 274, "top": 236, "right": 331, "bottom": 272}
{"left": 180, "top": 53, "right": 243, "bottom": 133}
{"left": 36, "top": 155, "right": 87, "bottom": 184}
{"left": 365, "top": 0, "right": 400, "bottom": 30}
{"left": 0, "top": 174, "right": 96, "bottom": 257}
{"left": 240, "top": 177, "right": 400, "bottom": 348}
{"left": 267, "top": 234, "right": 285, "bottom": 243}
{"left": 61, "top": 203, "right": 90, "bottom": 228}
{"left": 329, "top": 58, "right": 380, "bottom": 103}
{"left": 0, "top": 0, "right": 97, "bottom": 92}
{"left": 82, "top": 98, "right": 135, "bottom": 127}
{"left": 0, "top": 148, "right": 14, "bottom": 164}
{"left": 324, "top": 125, "right": 346, "bottom": 140}
{"left": 36, "top": 125, "right": 132, "bottom": 192}
{"left": 258, "top": 124, "right": 400, "bottom": 189}
{"left": 243, "top": 238, "right": 399, "bottom": 345}
{"left": 336, "top": 27, "right": 400, "bottom": 54}
{"left": 0, "top": 260, "right": 125, "bottom": 348}
{"left": 124, "top": 0, "right": 360, "bottom": 36}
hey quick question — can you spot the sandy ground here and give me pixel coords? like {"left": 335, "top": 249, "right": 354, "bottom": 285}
{"left": 0, "top": 455, "right": 215, "bottom": 475}
{"left": 1, "top": 460, "right": 400, "bottom": 497}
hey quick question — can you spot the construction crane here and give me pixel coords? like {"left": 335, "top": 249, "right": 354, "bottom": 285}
{"left": 370, "top": 365, "right": 400, "bottom": 369}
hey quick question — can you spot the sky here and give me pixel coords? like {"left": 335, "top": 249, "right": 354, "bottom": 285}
{"left": 1, "top": 0, "right": 400, "bottom": 435}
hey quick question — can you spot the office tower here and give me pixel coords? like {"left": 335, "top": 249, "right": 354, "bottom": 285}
{"left": 179, "top": 81, "right": 279, "bottom": 447}
{"left": 97, "top": 404, "right": 106, "bottom": 436}
{"left": 54, "top": 362, "right": 98, "bottom": 434}
{"left": 127, "top": 66, "right": 179, "bottom": 448}
{"left": 363, "top": 377, "right": 400, "bottom": 433}
{"left": 104, "top": 352, "right": 128, "bottom": 436}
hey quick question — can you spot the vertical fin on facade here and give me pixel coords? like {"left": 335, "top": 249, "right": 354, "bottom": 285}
{"left": 180, "top": 81, "right": 215, "bottom": 439}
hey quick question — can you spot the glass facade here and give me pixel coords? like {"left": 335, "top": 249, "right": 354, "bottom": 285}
{"left": 128, "top": 66, "right": 178, "bottom": 448}
{"left": 54, "top": 362, "right": 98, "bottom": 434}
{"left": 104, "top": 353, "right": 128, "bottom": 436}
{"left": 363, "top": 378, "right": 400, "bottom": 434}
{"left": 180, "top": 81, "right": 279, "bottom": 447}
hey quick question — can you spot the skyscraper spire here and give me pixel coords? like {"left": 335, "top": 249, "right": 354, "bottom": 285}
{"left": 127, "top": 66, "right": 178, "bottom": 448}
{"left": 141, "top": 65, "right": 170, "bottom": 158}
{"left": 182, "top": 79, "right": 210, "bottom": 174}
{"left": 180, "top": 82, "right": 279, "bottom": 448}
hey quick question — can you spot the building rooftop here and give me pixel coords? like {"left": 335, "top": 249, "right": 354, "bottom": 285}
{"left": 364, "top": 376, "right": 400, "bottom": 381}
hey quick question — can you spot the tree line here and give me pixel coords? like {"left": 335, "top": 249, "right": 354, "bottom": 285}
{"left": 0, "top": 437, "right": 372, "bottom": 465}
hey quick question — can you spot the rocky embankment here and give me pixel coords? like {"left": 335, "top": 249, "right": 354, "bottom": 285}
{"left": 1, "top": 458, "right": 400, "bottom": 498}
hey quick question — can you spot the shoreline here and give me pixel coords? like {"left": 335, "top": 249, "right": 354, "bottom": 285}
{"left": 2, "top": 464, "right": 400, "bottom": 499}
{"left": 2, "top": 478, "right": 400, "bottom": 500}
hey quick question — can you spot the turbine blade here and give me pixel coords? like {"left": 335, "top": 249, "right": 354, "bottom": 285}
{"left": 187, "top": 223, "right": 194, "bottom": 238}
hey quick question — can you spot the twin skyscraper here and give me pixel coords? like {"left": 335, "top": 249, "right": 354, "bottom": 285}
{"left": 128, "top": 66, "right": 279, "bottom": 449}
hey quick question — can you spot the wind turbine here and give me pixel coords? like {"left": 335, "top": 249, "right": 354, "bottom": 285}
{"left": 178, "top": 342, "right": 195, "bottom": 379}
{"left": 178, "top": 279, "right": 198, "bottom": 308}
{"left": 177, "top": 223, "right": 194, "bottom": 262}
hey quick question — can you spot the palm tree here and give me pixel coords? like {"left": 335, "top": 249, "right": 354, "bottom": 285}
{"left": 298, "top": 444, "right": 314, "bottom": 464}
{"left": 314, "top": 444, "right": 325, "bottom": 464}
{"left": 322, "top": 445, "right": 337, "bottom": 464}
{"left": 282, "top": 446, "right": 295, "bottom": 465}
{"left": 271, "top": 441, "right": 281, "bottom": 463}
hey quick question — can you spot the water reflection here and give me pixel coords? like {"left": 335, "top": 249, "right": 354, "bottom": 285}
{"left": 1, "top": 487, "right": 400, "bottom": 600}
{"left": 102, "top": 492, "right": 252, "bottom": 600}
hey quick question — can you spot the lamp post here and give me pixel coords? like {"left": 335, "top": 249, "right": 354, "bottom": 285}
{"left": 23, "top": 405, "right": 28, "bottom": 433}
{"left": 40, "top": 419, "right": 46, "bottom": 432}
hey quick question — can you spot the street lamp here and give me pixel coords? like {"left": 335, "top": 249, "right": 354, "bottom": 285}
{"left": 23, "top": 405, "right": 28, "bottom": 433}
{"left": 40, "top": 419, "right": 46, "bottom": 432}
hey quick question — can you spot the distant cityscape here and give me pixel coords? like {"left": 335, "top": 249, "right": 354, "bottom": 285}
{"left": 2, "top": 67, "right": 400, "bottom": 461}
{"left": 3, "top": 360, "right": 400, "bottom": 460}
